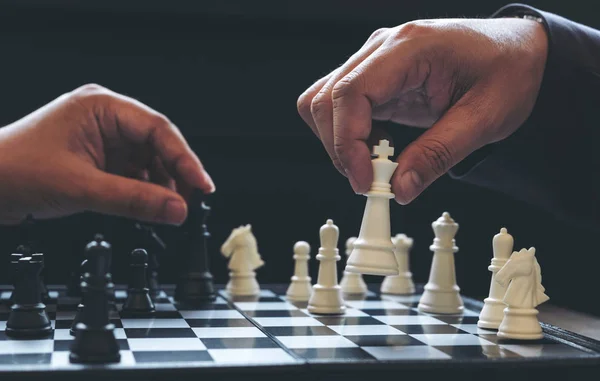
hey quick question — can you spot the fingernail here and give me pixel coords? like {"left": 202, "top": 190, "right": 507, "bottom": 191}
{"left": 163, "top": 199, "right": 187, "bottom": 225}
{"left": 205, "top": 171, "right": 216, "bottom": 193}
{"left": 398, "top": 170, "right": 422, "bottom": 203}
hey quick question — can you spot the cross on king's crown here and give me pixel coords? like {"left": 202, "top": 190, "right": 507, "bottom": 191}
{"left": 373, "top": 139, "right": 394, "bottom": 159}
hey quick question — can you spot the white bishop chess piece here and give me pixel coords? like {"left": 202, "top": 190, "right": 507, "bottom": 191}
{"left": 307, "top": 219, "right": 346, "bottom": 315}
{"left": 496, "top": 247, "right": 549, "bottom": 340}
{"left": 346, "top": 140, "right": 399, "bottom": 276}
{"left": 286, "top": 241, "right": 312, "bottom": 302}
{"left": 381, "top": 234, "right": 415, "bottom": 295}
{"left": 340, "top": 237, "right": 368, "bottom": 295}
{"left": 418, "top": 212, "right": 464, "bottom": 314}
{"left": 221, "top": 225, "right": 264, "bottom": 296}
{"left": 478, "top": 228, "right": 514, "bottom": 330}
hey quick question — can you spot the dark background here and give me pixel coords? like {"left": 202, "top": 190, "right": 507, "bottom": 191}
{"left": 0, "top": 1, "right": 598, "bottom": 314}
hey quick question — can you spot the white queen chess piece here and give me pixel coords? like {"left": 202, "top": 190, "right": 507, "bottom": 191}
{"left": 418, "top": 212, "right": 464, "bottom": 314}
{"left": 221, "top": 225, "right": 264, "bottom": 296}
{"left": 381, "top": 234, "right": 416, "bottom": 295}
{"left": 307, "top": 219, "right": 346, "bottom": 315}
{"left": 496, "top": 247, "right": 549, "bottom": 340}
{"left": 478, "top": 228, "right": 514, "bottom": 330}
{"left": 345, "top": 140, "right": 399, "bottom": 276}
{"left": 286, "top": 241, "right": 313, "bottom": 302}
{"left": 340, "top": 237, "right": 368, "bottom": 295}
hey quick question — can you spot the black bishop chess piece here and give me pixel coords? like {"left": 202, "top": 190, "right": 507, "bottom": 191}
{"left": 69, "top": 235, "right": 120, "bottom": 364}
{"left": 6, "top": 254, "right": 53, "bottom": 338}
{"left": 174, "top": 190, "right": 216, "bottom": 304}
{"left": 133, "top": 223, "right": 165, "bottom": 300}
{"left": 121, "top": 249, "right": 155, "bottom": 317}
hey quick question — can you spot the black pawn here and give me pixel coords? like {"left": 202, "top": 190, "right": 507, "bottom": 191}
{"left": 174, "top": 190, "right": 216, "bottom": 303}
{"left": 70, "top": 259, "right": 88, "bottom": 336}
{"left": 6, "top": 255, "right": 52, "bottom": 338}
{"left": 121, "top": 249, "right": 155, "bottom": 317}
{"left": 134, "top": 223, "right": 164, "bottom": 300}
{"left": 69, "top": 237, "right": 120, "bottom": 364}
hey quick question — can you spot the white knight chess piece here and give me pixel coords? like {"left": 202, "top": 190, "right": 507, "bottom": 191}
{"left": 381, "top": 234, "right": 415, "bottom": 295}
{"left": 286, "top": 241, "right": 312, "bottom": 302}
{"left": 340, "top": 237, "right": 368, "bottom": 295}
{"left": 221, "top": 225, "right": 264, "bottom": 296}
{"left": 496, "top": 247, "right": 549, "bottom": 340}
{"left": 418, "top": 212, "right": 464, "bottom": 314}
{"left": 478, "top": 228, "right": 514, "bottom": 330}
{"left": 346, "top": 140, "right": 399, "bottom": 276}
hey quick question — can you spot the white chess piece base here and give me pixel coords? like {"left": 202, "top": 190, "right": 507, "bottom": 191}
{"left": 478, "top": 298, "right": 506, "bottom": 330}
{"left": 286, "top": 277, "right": 312, "bottom": 302}
{"left": 340, "top": 272, "right": 368, "bottom": 295}
{"left": 307, "top": 285, "right": 346, "bottom": 315}
{"left": 380, "top": 273, "right": 415, "bottom": 295}
{"left": 418, "top": 286, "right": 464, "bottom": 314}
{"left": 226, "top": 271, "right": 260, "bottom": 296}
{"left": 497, "top": 307, "right": 543, "bottom": 340}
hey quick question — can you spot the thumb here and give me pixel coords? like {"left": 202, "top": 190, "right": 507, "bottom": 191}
{"left": 392, "top": 106, "right": 488, "bottom": 204}
{"left": 82, "top": 170, "right": 188, "bottom": 225}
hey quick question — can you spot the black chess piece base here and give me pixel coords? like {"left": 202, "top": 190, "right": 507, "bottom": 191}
{"left": 175, "top": 272, "right": 216, "bottom": 303}
{"left": 69, "top": 303, "right": 84, "bottom": 336}
{"left": 69, "top": 323, "right": 121, "bottom": 364}
{"left": 6, "top": 302, "right": 53, "bottom": 338}
{"left": 121, "top": 289, "right": 155, "bottom": 317}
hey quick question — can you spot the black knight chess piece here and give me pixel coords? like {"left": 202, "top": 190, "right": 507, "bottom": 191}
{"left": 6, "top": 255, "right": 53, "bottom": 338}
{"left": 121, "top": 249, "right": 155, "bottom": 317}
{"left": 174, "top": 190, "right": 216, "bottom": 303}
{"left": 69, "top": 235, "right": 120, "bottom": 364}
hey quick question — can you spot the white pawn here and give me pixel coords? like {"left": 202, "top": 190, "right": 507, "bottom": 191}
{"left": 478, "top": 228, "right": 514, "bottom": 330}
{"left": 418, "top": 212, "right": 464, "bottom": 314}
{"left": 381, "top": 234, "right": 415, "bottom": 295}
{"left": 286, "top": 241, "right": 312, "bottom": 302}
{"left": 496, "top": 247, "right": 549, "bottom": 340}
{"left": 307, "top": 219, "right": 346, "bottom": 315}
{"left": 340, "top": 237, "right": 368, "bottom": 295}
{"left": 345, "top": 140, "right": 399, "bottom": 276}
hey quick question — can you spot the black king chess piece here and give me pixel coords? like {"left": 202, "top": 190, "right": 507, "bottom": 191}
{"left": 6, "top": 254, "right": 53, "bottom": 337}
{"left": 70, "top": 235, "right": 120, "bottom": 364}
{"left": 121, "top": 249, "right": 155, "bottom": 317}
{"left": 174, "top": 190, "right": 216, "bottom": 303}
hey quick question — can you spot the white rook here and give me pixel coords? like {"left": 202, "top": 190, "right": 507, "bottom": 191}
{"left": 478, "top": 228, "right": 513, "bottom": 330}
{"left": 418, "top": 212, "right": 464, "bottom": 314}
{"left": 346, "top": 140, "right": 399, "bottom": 276}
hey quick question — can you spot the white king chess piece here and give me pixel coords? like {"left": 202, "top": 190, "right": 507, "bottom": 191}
{"left": 418, "top": 212, "right": 464, "bottom": 314}
{"left": 496, "top": 247, "right": 549, "bottom": 340}
{"left": 478, "top": 228, "right": 514, "bottom": 330}
{"left": 381, "top": 234, "right": 416, "bottom": 295}
{"left": 221, "top": 225, "right": 264, "bottom": 296}
{"left": 346, "top": 140, "right": 399, "bottom": 276}
{"left": 286, "top": 241, "right": 313, "bottom": 302}
{"left": 307, "top": 219, "right": 346, "bottom": 315}
{"left": 340, "top": 237, "right": 368, "bottom": 295}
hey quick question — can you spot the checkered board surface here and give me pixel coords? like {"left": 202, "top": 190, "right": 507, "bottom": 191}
{"left": 0, "top": 285, "right": 598, "bottom": 375}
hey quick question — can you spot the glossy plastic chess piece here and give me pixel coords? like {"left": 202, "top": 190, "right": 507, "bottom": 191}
{"left": 6, "top": 255, "right": 52, "bottom": 338}
{"left": 346, "top": 140, "right": 399, "bottom": 276}
{"left": 478, "top": 228, "right": 514, "bottom": 330}
{"left": 381, "top": 234, "right": 416, "bottom": 295}
{"left": 286, "top": 241, "right": 313, "bottom": 302}
{"left": 308, "top": 219, "right": 346, "bottom": 315}
{"left": 496, "top": 247, "right": 549, "bottom": 340}
{"left": 121, "top": 249, "right": 155, "bottom": 316}
{"left": 221, "top": 225, "right": 264, "bottom": 296}
{"left": 340, "top": 237, "right": 368, "bottom": 295}
{"left": 418, "top": 212, "right": 464, "bottom": 314}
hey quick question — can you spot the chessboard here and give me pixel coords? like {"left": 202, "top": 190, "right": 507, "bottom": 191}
{"left": 0, "top": 284, "right": 599, "bottom": 381}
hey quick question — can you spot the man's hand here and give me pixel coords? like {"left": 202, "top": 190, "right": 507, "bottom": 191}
{"left": 0, "top": 84, "right": 214, "bottom": 225}
{"left": 297, "top": 18, "right": 548, "bottom": 203}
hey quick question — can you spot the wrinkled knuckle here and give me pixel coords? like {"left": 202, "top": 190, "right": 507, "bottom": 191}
{"left": 310, "top": 91, "right": 330, "bottom": 119}
{"left": 149, "top": 112, "right": 171, "bottom": 130}
{"left": 392, "top": 20, "right": 433, "bottom": 40}
{"left": 416, "top": 138, "right": 454, "bottom": 176}
{"left": 71, "top": 83, "right": 112, "bottom": 105}
{"left": 297, "top": 91, "right": 313, "bottom": 118}
{"left": 367, "top": 27, "right": 389, "bottom": 42}
{"left": 332, "top": 73, "right": 360, "bottom": 102}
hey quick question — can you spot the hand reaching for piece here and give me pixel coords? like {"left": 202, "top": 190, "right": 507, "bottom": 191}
{"left": 297, "top": 17, "right": 548, "bottom": 203}
{"left": 0, "top": 84, "right": 214, "bottom": 225}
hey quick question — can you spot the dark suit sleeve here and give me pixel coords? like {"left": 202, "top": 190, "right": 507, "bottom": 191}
{"left": 448, "top": 3, "right": 600, "bottom": 229}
